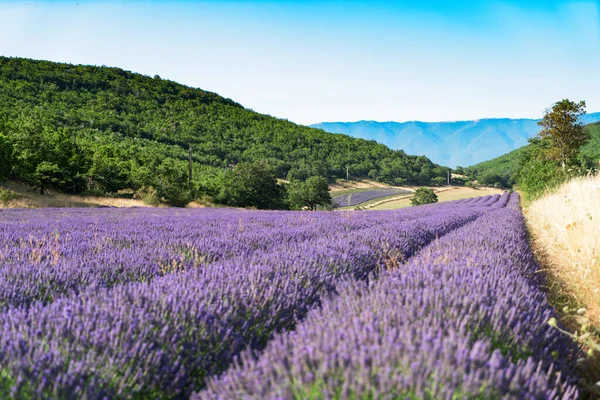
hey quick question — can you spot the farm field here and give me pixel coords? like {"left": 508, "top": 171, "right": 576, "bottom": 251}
{"left": 331, "top": 187, "right": 412, "bottom": 208}
{"left": 0, "top": 193, "right": 581, "bottom": 399}
{"left": 370, "top": 186, "right": 504, "bottom": 210}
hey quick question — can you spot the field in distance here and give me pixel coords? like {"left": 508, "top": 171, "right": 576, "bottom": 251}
{"left": 370, "top": 186, "right": 504, "bottom": 210}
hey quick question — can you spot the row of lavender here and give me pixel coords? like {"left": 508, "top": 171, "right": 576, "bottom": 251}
{"left": 198, "top": 192, "right": 580, "bottom": 399}
{"left": 331, "top": 188, "right": 412, "bottom": 208}
{"left": 0, "top": 205, "right": 475, "bottom": 309}
{"left": 0, "top": 198, "right": 504, "bottom": 398}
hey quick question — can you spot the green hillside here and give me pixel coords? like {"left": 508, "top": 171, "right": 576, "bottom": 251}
{"left": 0, "top": 57, "right": 447, "bottom": 204}
{"left": 465, "top": 122, "right": 600, "bottom": 187}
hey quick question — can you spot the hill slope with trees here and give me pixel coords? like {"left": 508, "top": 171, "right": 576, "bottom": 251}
{"left": 0, "top": 57, "right": 447, "bottom": 207}
{"left": 465, "top": 122, "right": 600, "bottom": 189}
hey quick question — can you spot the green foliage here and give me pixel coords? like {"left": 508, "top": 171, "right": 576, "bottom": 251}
{"left": 536, "top": 99, "right": 588, "bottom": 170}
{"left": 477, "top": 172, "right": 510, "bottom": 189}
{"left": 466, "top": 122, "right": 600, "bottom": 195}
{"left": 0, "top": 56, "right": 447, "bottom": 206}
{"left": 0, "top": 188, "right": 19, "bottom": 204}
{"left": 34, "top": 161, "right": 62, "bottom": 194}
{"left": 153, "top": 158, "right": 192, "bottom": 207}
{"left": 410, "top": 187, "right": 438, "bottom": 206}
{"left": 287, "top": 176, "right": 332, "bottom": 210}
{"left": 134, "top": 186, "right": 160, "bottom": 206}
{"left": 431, "top": 176, "right": 447, "bottom": 186}
{"left": 513, "top": 138, "right": 568, "bottom": 200}
{"left": 0, "top": 133, "right": 12, "bottom": 180}
{"left": 215, "top": 161, "right": 285, "bottom": 209}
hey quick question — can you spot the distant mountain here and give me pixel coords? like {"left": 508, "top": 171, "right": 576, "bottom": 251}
{"left": 312, "top": 113, "right": 600, "bottom": 167}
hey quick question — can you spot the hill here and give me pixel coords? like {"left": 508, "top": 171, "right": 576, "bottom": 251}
{"left": 0, "top": 57, "right": 448, "bottom": 203}
{"left": 312, "top": 114, "right": 600, "bottom": 168}
{"left": 465, "top": 122, "right": 600, "bottom": 186}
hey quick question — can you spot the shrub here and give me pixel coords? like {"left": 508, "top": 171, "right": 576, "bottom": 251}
{"left": 135, "top": 186, "right": 160, "bottom": 206}
{"left": 0, "top": 188, "right": 20, "bottom": 204}
{"left": 410, "top": 188, "right": 438, "bottom": 206}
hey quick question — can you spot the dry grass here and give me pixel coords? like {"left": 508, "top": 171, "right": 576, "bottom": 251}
{"left": 0, "top": 181, "right": 151, "bottom": 208}
{"left": 370, "top": 186, "right": 503, "bottom": 210}
{"left": 525, "top": 173, "right": 600, "bottom": 398}
{"left": 526, "top": 174, "right": 600, "bottom": 322}
{"left": 329, "top": 178, "right": 391, "bottom": 193}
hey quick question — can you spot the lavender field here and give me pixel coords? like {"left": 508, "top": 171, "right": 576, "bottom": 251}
{"left": 331, "top": 188, "right": 412, "bottom": 208}
{"left": 0, "top": 194, "right": 580, "bottom": 399}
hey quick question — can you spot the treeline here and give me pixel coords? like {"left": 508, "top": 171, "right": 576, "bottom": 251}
{"left": 0, "top": 57, "right": 448, "bottom": 207}
{"left": 463, "top": 101, "right": 600, "bottom": 199}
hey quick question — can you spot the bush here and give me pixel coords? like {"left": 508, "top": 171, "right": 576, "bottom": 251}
{"left": 410, "top": 188, "right": 438, "bottom": 206}
{"left": 515, "top": 158, "right": 567, "bottom": 201}
{"left": 0, "top": 188, "right": 20, "bottom": 204}
{"left": 134, "top": 186, "right": 160, "bottom": 206}
{"left": 431, "top": 176, "right": 447, "bottom": 186}
{"left": 81, "top": 188, "right": 106, "bottom": 197}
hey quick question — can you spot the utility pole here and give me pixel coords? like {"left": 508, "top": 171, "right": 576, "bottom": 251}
{"left": 346, "top": 165, "right": 349, "bottom": 180}
{"left": 447, "top": 169, "right": 451, "bottom": 186}
{"left": 188, "top": 144, "right": 193, "bottom": 183}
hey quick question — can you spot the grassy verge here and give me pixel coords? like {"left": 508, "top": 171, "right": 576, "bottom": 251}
{"left": 0, "top": 181, "right": 152, "bottom": 208}
{"left": 524, "top": 173, "right": 600, "bottom": 399}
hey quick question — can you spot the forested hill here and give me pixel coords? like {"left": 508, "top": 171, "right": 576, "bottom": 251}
{"left": 464, "top": 122, "right": 600, "bottom": 187}
{"left": 0, "top": 57, "right": 447, "bottom": 198}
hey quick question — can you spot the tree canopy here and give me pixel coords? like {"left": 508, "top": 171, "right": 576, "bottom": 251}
{"left": 410, "top": 188, "right": 438, "bottom": 206}
{"left": 287, "top": 176, "right": 331, "bottom": 210}
{"left": 536, "top": 99, "right": 589, "bottom": 170}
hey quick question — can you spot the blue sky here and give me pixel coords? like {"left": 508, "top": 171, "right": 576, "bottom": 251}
{"left": 1, "top": 0, "right": 599, "bottom": 125}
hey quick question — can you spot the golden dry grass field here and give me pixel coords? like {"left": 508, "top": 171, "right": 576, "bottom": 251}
{"left": 525, "top": 174, "right": 600, "bottom": 322}
{"left": 0, "top": 181, "right": 150, "bottom": 208}
{"left": 525, "top": 173, "right": 600, "bottom": 397}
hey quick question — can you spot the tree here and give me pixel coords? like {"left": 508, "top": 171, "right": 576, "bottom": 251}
{"left": 536, "top": 99, "right": 589, "bottom": 171}
{"left": 0, "top": 133, "right": 12, "bottom": 180}
{"left": 287, "top": 176, "right": 331, "bottom": 210}
{"left": 34, "top": 162, "right": 62, "bottom": 195}
{"left": 215, "top": 161, "right": 285, "bottom": 209}
{"left": 410, "top": 187, "right": 438, "bottom": 206}
{"left": 154, "top": 158, "right": 193, "bottom": 207}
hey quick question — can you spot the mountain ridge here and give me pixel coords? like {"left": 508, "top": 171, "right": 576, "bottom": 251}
{"left": 312, "top": 113, "right": 600, "bottom": 167}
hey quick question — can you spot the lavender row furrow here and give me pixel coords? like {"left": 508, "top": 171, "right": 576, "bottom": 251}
{"left": 198, "top": 193, "right": 579, "bottom": 400}
{"left": 0, "top": 204, "right": 487, "bottom": 399}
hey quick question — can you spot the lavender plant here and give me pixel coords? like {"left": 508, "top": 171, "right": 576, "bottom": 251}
{"left": 198, "top": 193, "right": 580, "bottom": 400}
{"left": 0, "top": 202, "right": 490, "bottom": 398}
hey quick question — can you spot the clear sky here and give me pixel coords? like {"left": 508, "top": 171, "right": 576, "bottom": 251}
{"left": 1, "top": 0, "right": 599, "bottom": 125}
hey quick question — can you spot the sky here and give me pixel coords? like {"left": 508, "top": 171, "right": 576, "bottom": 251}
{"left": 0, "top": 0, "right": 599, "bottom": 125}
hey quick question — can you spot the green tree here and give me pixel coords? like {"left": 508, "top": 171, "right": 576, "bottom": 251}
{"left": 0, "top": 133, "right": 12, "bottom": 180}
{"left": 215, "top": 161, "right": 285, "bottom": 209}
{"left": 410, "top": 187, "right": 438, "bottom": 206}
{"left": 34, "top": 161, "right": 62, "bottom": 195}
{"left": 154, "top": 158, "right": 193, "bottom": 207}
{"left": 287, "top": 176, "right": 331, "bottom": 210}
{"left": 537, "top": 99, "right": 589, "bottom": 171}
